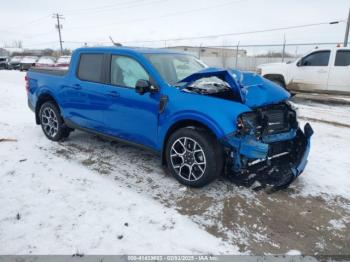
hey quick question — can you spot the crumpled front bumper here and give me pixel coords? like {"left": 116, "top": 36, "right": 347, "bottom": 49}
{"left": 221, "top": 123, "right": 314, "bottom": 189}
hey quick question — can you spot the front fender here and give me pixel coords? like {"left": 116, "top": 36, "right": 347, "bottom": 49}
{"left": 158, "top": 110, "right": 225, "bottom": 146}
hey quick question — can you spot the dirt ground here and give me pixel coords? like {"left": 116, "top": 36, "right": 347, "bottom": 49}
{"left": 53, "top": 130, "right": 350, "bottom": 255}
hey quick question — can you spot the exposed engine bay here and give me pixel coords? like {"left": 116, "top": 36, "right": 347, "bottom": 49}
{"left": 222, "top": 102, "right": 313, "bottom": 193}
{"left": 182, "top": 77, "right": 238, "bottom": 101}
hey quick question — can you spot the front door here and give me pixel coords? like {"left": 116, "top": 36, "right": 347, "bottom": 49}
{"left": 292, "top": 50, "right": 331, "bottom": 92}
{"left": 103, "top": 54, "right": 160, "bottom": 150}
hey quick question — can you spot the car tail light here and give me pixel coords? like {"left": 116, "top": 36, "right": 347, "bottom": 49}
{"left": 25, "top": 75, "right": 29, "bottom": 93}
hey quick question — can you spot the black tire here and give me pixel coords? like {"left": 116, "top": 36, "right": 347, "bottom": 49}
{"left": 165, "top": 127, "right": 224, "bottom": 187}
{"left": 271, "top": 79, "right": 285, "bottom": 88}
{"left": 39, "top": 101, "right": 70, "bottom": 141}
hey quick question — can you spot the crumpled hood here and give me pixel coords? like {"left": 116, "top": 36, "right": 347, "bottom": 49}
{"left": 178, "top": 67, "right": 290, "bottom": 108}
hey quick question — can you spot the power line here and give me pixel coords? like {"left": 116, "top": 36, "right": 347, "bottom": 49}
{"left": 0, "top": 15, "right": 51, "bottom": 33}
{"left": 62, "top": 0, "right": 152, "bottom": 14}
{"left": 117, "top": 19, "right": 346, "bottom": 44}
{"left": 61, "top": 19, "right": 344, "bottom": 47}
{"left": 64, "top": 0, "right": 246, "bottom": 31}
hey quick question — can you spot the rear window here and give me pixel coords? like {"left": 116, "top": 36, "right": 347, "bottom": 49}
{"left": 335, "top": 50, "right": 350, "bottom": 66}
{"left": 77, "top": 54, "right": 104, "bottom": 83}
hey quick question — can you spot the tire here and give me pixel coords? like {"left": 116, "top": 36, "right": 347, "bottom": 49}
{"left": 270, "top": 79, "right": 285, "bottom": 88}
{"left": 165, "top": 127, "right": 224, "bottom": 187}
{"left": 39, "top": 101, "right": 70, "bottom": 141}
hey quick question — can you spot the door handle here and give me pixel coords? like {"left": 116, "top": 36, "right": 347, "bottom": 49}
{"left": 317, "top": 69, "right": 328, "bottom": 73}
{"left": 72, "top": 84, "right": 82, "bottom": 90}
{"left": 107, "top": 91, "right": 120, "bottom": 97}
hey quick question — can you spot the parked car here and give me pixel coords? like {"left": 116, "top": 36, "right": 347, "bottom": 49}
{"left": 7, "top": 56, "right": 23, "bottom": 70}
{"left": 20, "top": 56, "right": 38, "bottom": 71}
{"left": 55, "top": 55, "right": 71, "bottom": 67}
{"left": 35, "top": 56, "right": 56, "bottom": 67}
{"left": 257, "top": 47, "right": 350, "bottom": 95}
{"left": 26, "top": 47, "right": 313, "bottom": 190}
{"left": 0, "top": 56, "right": 8, "bottom": 69}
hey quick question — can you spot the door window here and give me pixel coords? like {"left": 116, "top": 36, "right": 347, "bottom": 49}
{"left": 110, "top": 55, "right": 149, "bottom": 88}
{"left": 77, "top": 54, "right": 104, "bottom": 83}
{"left": 301, "top": 51, "right": 330, "bottom": 66}
{"left": 335, "top": 50, "right": 350, "bottom": 66}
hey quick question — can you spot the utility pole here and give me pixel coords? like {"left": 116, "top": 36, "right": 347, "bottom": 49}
{"left": 344, "top": 8, "right": 350, "bottom": 47}
{"left": 53, "top": 13, "right": 64, "bottom": 54}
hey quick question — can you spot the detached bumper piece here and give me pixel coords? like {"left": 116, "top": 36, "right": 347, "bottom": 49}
{"left": 222, "top": 123, "right": 313, "bottom": 193}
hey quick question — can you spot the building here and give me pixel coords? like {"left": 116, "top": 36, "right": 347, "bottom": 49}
{"left": 165, "top": 46, "right": 247, "bottom": 68}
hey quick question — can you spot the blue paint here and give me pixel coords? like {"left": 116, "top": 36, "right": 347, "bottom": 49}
{"left": 26, "top": 46, "right": 312, "bottom": 179}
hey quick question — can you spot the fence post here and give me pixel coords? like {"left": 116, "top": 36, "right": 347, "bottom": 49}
{"left": 282, "top": 34, "right": 286, "bottom": 62}
{"left": 235, "top": 41, "right": 240, "bottom": 69}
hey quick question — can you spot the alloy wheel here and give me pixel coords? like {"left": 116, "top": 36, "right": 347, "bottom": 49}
{"left": 170, "top": 137, "right": 207, "bottom": 182}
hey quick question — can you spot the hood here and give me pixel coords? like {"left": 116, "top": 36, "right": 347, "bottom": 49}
{"left": 178, "top": 67, "right": 290, "bottom": 108}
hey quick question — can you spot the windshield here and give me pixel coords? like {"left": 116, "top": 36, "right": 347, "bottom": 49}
{"left": 22, "top": 56, "right": 38, "bottom": 63}
{"left": 38, "top": 56, "right": 55, "bottom": 64}
{"left": 57, "top": 56, "right": 71, "bottom": 63}
{"left": 10, "top": 56, "right": 22, "bottom": 62}
{"left": 145, "top": 54, "right": 206, "bottom": 85}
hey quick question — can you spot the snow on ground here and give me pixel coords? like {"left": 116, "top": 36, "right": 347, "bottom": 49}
{"left": 1, "top": 70, "right": 350, "bottom": 255}
{"left": 0, "top": 70, "right": 237, "bottom": 254}
{"left": 297, "top": 102, "right": 350, "bottom": 126}
{"left": 294, "top": 105, "right": 350, "bottom": 200}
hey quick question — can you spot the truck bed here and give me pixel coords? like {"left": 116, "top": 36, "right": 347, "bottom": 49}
{"left": 29, "top": 67, "right": 68, "bottom": 76}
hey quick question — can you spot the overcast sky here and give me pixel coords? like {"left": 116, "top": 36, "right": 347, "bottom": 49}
{"left": 1, "top": 0, "right": 349, "bottom": 54}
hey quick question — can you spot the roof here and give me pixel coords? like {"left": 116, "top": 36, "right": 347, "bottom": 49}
{"left": 75, "top": 46, "right": 188, "bottom": 55}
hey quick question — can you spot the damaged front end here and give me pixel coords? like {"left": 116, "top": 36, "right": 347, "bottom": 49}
{"left": 177, "top": 68, "right": 313, "bottom": 191}
{"left": 221, "top": 102, "right": 314, "bottom": 192}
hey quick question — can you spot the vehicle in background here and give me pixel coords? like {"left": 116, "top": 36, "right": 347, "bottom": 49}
{"left": 20, "top": 56, "right": 39, "bottom": 71}
{"left": 35, "top": 56, "right": 56, "bottom": 67}
{"left": 7, "top": 56, "right": 23, "bottom": 70}
{"left": 26, "top": 47, "right": 313, "bottom": 190}
{"left": 257, "top": 47, "right": 350, "bottom": 95}
{"left": 0, "top": 56, "right": 8, "bottom": 69}
{"left": 54, "top": 55, "right": 71, "bottom": 67}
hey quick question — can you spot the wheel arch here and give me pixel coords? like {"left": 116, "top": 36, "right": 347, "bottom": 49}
{"left": 160, "top": 119, "right": 221, "bottom": 166}
{"left": 35, "top": 92, "right": 60, "bottom": 124}
{"left": 263, "top": 74, "right": 286, "bottom": 86}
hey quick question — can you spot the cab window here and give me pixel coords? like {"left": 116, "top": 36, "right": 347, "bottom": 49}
{"left": 77, "top": 54, "right": 104, "bottom": 83}
{"left": 110, "top": 55, "right": 149, "bottom": 88}
{"left": 301, "top": 51, "right": 330, "bottom": 66}
{"left": 335, "top": 50, "right": 350, "bottom": 66}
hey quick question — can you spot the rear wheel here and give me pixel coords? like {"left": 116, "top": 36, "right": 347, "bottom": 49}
{"left": 165, "top": 127, "right": 224, "bottom": 187}
{"left": 39, "top": 101, "right": 71, "bottom": 141}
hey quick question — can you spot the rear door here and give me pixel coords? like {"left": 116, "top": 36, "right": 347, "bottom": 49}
{"left": 292, "top": 50, "right": 331, "bottom": 92}
{"left": 102, "top": 54, "right": 160, "bottom": 149}
{"left": 327, "top": 49, "right": 350, "bottom": 93}
{"left": 61, "top": 53, "right": 108, "bottom": 132}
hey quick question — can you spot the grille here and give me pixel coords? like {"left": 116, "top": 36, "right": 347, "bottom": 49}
{"left": 239, "top": 103, "right": 297, "bottom": 137}
{"left": 264, "top": 108, "right": 290, "bottom": 135}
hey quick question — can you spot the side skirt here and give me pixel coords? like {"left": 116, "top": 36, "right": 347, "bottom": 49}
{"left": 64, "top": 119, "right": 161, "bottom": 157}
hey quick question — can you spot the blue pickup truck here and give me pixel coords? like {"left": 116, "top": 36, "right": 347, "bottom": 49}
{"left": 26, "top": 46, "right": 313, "bottom": 190}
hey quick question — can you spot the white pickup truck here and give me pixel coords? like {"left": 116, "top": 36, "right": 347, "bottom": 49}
{"left": 257, "top": 47, "right": 350, "bottom": 95}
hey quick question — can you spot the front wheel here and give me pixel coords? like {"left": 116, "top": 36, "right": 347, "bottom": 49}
{"left": 39, "top": 101, "right": 71, "bottom": 141}
{"left": 165, "top": 128, "right": 224, "bottom": 187}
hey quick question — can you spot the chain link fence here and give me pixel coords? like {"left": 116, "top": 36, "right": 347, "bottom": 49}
{"left": 166, "top": 42, "right": 340, "bottom": 71}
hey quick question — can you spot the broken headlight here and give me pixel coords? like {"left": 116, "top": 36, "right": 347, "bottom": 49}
{"left": 237, "top": 112, "right": 260, "bottom": 135}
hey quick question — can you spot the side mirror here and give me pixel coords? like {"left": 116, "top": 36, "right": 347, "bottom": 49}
{"left": 135, "top": 79, "right": 158, "bottom": 95}
{"left": 296, "top": 60, "right": 302, "bottom": 67}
